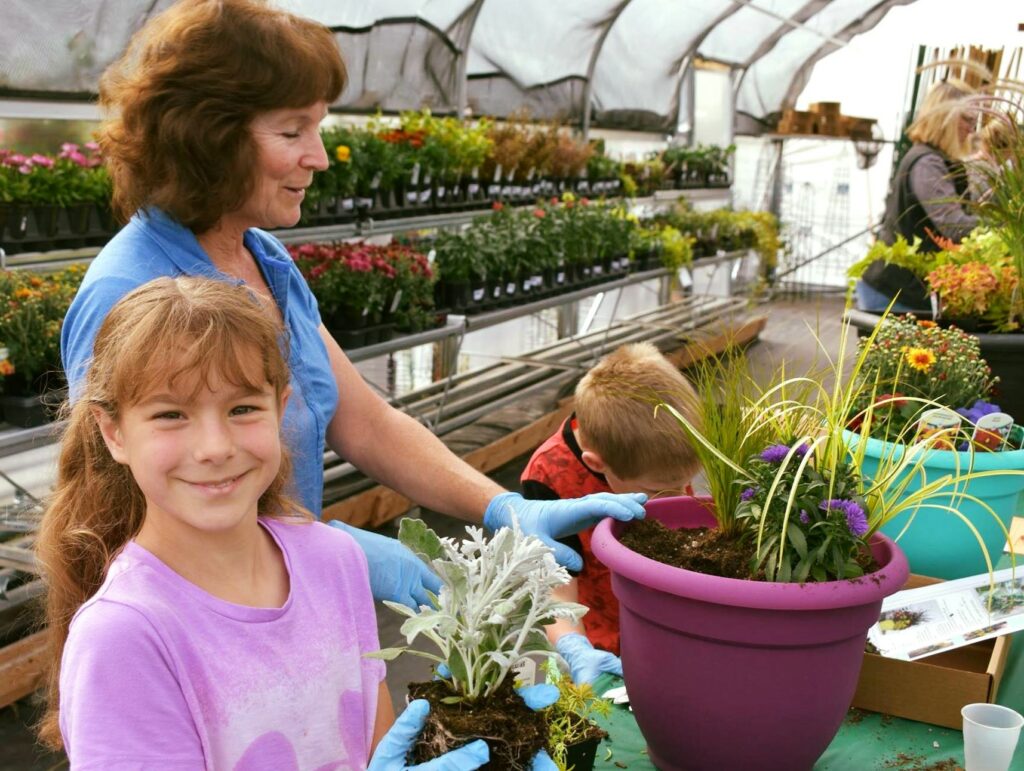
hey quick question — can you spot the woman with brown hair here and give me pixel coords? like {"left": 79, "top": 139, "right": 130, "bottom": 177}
{"left": 859, "top": 79, "right": 980, "bottom": 312}
{"left": 61, "top": 0, "right": 646, "bottom": 613}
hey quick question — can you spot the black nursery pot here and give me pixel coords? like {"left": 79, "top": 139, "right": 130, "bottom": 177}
{"left": 564, "top": 735, "right": 602, "bottom": 771}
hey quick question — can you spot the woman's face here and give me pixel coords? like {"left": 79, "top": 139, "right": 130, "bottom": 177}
{"left": 238, "top": 102, "right": 329, "bottom": 229}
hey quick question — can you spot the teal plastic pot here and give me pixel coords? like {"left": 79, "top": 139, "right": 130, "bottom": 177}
{"left": 845, "top": 429, "right": 1024, "bottom": 579}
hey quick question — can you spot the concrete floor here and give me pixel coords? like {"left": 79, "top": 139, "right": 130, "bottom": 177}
{"left": 0, "top": 294, "right": 848, "bottom": 770}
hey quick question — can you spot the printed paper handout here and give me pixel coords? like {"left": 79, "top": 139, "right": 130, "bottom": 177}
{"left": 866, "top": 567, "right": 1024, "bottom": 661}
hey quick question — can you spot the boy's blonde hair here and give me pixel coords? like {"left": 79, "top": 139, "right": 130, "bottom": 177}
{"left": 907, "top": 79, "right": 976, "bottom": 160}
{"left": 35, "top": 276, "right": 305, "bottom": 749}
{"left": 574, "top": 342, "right": 701, "bottom": 481}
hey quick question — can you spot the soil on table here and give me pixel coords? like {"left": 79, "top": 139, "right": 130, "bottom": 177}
{"left": 619, "top": 519, "right": 879, "bottom": 580}
{"left": 407, "top": 678, "right": 548, "bottom": 770}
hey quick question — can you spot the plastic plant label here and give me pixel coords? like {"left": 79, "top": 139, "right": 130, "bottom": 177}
{"left": 427, "top": 249, "right": 437, "bottom": 264}
{"left": 390, "top": 289, "right": 403, "bottom": 314}
{"left": 531, "top": 275, "right": 543, "bottom": 287}
{"left": 556, "top": 271, "right": 565, "bottom": 283}
{"left": 522, "top": 279, "right": 531, "bottom": 292}
{"left": 506, "top": 281, "right": 516, "bottom": 294}
{"left": 472, "top": 288, "right": 485, "bottom": 302}
{"left": 471, "top": 166, "right": 479, "bottom": 180}
{"left": 492, "top": 285, "right": 502, "bottom": 298}
{"left": 419, "top": 189, "right": 432, "bottom": 203}
{"left": 593, "top": 265, "right": 603, "bottom": 275}
{"left": 437, "top": 186, "right": 446, "bottom": 199}
{"left": 410, "top": 162, "right": 420, "bottom": 187}
{"left": 488, "top": 184, "right": 502, "bottom": 196}
{"left": 341, "top": 198, "right": 354, "bottom": 210}
{"left": 493, "top": 164, "right": 503, "bottom": 182}
{"left": 526, "top": 167, "right": 536, "bottom": 180}
{"left": 468, "top": 182, "right": 480, "bottom": 194}
{"left": 370, "top": 171, "right": 382, "bottom": 190}
{"left": 356, "top": 197, "right": 373, "bottom": 208}
{"left": 407, "top": 191, "right": 419, "bottom": 203}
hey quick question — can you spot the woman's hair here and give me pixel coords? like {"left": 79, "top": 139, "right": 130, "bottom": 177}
{"left": 907, "top": 79, "right": 977, "bottom": 159}
{"left": 574, "top": 342, "right": 702, "bottom": 482}
{"left": 34, "top": 276, "right": 305, "bottom": 749}
{"left": 98, "top": 0, "right": 346, "bottom": 232}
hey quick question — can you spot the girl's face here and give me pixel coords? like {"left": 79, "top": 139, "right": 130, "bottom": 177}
{"left": 96, "top": 363, "right": 288, "bottom": 541}
{"left": 233, "top": 101, "right": 330, "bottom": 230}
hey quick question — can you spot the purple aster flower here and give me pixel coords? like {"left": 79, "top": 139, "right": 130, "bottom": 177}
{"left": 819, "top": 498, "right": 869, "bottom": 537}
{"left": 793, "top": 443, "right": 810, "bottom": 458}
{"left": 759, "top": 444, "right": 792, "bottom": 463}
{"left": 740, "top": 487, "right": 758, "bottom": 502}
{"left": 799, "top": 509, "right": 810, "bottom": 524}
{"left": 956, "top": 400, "right": 1001, "bottom": 426}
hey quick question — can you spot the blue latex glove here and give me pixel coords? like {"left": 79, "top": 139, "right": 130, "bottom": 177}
{"left": 483, "top": 491, "right": 647, "bottom": 571}
{"left": 555, "top": 632, "right": 622, "bottom": 685}
{"left": 368, "top": 699, "right": 489, "bottom": 770}
{"left": 328, "top": 521, "right": 442, "bottom": 609}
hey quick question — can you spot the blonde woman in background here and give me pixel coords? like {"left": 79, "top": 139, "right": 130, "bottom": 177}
{"left": 858, "top": 79, "right": 979, "bottom": 312}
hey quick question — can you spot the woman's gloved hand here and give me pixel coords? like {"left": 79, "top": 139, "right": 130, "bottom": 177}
{"left": 483, "top": 492, "right": 647, "bottom": 571}
{"left": 328, "top": 521, "right": 442, "bottom": 609}
{"left": 555, "top": 632, "right": 623, "bottom": 685}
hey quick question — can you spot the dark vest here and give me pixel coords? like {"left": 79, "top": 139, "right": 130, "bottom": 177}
{"left": 864, "top": 144, "right": 970, "bottom": 309}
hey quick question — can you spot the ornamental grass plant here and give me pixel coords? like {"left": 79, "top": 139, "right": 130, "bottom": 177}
{"left": 662, "top": 314, "right": 1018, "bottom": 583}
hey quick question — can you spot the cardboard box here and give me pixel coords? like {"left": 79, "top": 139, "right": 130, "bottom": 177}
{"left": 851, "top": 574, "right": 1012, "bottom": 729}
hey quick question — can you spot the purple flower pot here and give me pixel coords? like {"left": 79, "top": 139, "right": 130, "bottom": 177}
{"left": 591, "top": 496, "right": 909, "bottom": 771}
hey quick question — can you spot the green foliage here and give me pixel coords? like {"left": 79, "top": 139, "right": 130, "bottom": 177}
{"left": 542, "top": 659, "right": 611, "bottom": 771}
{"left": 846, "top": 235, "right": 938, "bottom": 283}
{"left": 368, "top": 519, "right": 586, "bottom": 702}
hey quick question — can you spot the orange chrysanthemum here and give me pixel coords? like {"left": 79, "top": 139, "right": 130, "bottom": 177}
{"left": 918, "top": 320, "right": 937, "bottom": 328}
{"left": 904, "top": 347, "right": 936, "bottom": 372}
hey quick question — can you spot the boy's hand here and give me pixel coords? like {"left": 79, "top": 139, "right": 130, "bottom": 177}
{"left": 483, "top": 492, "right": 646, "bottom": 571}
{"left": 328, "top": 521, "right": 442, "bottom": 609}
{"left": 555, "top": 633, "right": 623, "bottom": 684}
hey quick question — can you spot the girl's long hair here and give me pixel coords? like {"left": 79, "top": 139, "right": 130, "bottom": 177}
{"left": 35, "top": 276, "right": 305, "bottom": 749}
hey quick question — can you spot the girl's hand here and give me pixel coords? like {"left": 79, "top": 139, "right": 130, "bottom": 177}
{"left": 368, "top": 699, "right": 488, "bottom": 770}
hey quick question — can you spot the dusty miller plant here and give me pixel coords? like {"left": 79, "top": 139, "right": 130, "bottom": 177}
{"left": 368, "top": 517, "right": 586, "bottom": 701}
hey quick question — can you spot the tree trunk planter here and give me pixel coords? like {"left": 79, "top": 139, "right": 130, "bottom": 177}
{"left": 590, "top": 496, "right": 908, "bottom": 771}
{"left": 845, "top": 309, "right": 1024, "bottom": 425}
{"left": 845, "top": 429, "right": 1024, "bottom": 580}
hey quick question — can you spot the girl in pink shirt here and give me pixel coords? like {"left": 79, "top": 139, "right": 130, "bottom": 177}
{"left": 35, "top": 276, "right": 491, "bottom": 770}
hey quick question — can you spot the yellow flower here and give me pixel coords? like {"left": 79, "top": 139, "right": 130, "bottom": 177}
{"left": 904, "top": 347, "right": 936, "bottom": 372}
{"left": 14, "top": 287, "right": 35, "bottom": 299}
{"left": 561, "top": 191, "right": 576, "bottom": 203}
{"left": 335, "top": 145, "right": 351, "bottom": 163}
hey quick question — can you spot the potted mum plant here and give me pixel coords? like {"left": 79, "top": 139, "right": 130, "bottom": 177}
{"left": 370, "top": 517, "right": 586, "bottom": 770}
{"left": 0, "top": 264, "right": 86, "bottom": 426}
{"left": 843, "top": 312, "right": 1024, "bottom": 579}
{"left": 588, "top": 317, "right": 1013, "bottom": 770}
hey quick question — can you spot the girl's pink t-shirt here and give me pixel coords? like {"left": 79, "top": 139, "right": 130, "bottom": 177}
{"left": 59, "top": 518, "right": 385, "bottom": 770}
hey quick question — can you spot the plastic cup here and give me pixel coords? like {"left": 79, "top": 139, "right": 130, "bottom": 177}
{"left": 961, "top": 703, "right": 1024, "bottom": 771}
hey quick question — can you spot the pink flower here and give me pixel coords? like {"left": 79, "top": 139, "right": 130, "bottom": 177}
{"left": 30, "top": 154, "right": 53, "bottom": 167}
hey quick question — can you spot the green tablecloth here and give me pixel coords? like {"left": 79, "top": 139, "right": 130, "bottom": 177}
{"left": 590, "top": 566, "right": 1024, "bottom": 770}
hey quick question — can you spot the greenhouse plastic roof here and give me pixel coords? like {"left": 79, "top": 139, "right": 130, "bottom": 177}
{"left": 1, "top": 0, "right": 915, "bottom": 134}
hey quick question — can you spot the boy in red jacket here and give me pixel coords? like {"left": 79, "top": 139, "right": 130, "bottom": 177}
{"left": 522, "top": 342, "right": 702, "bottom": 684}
